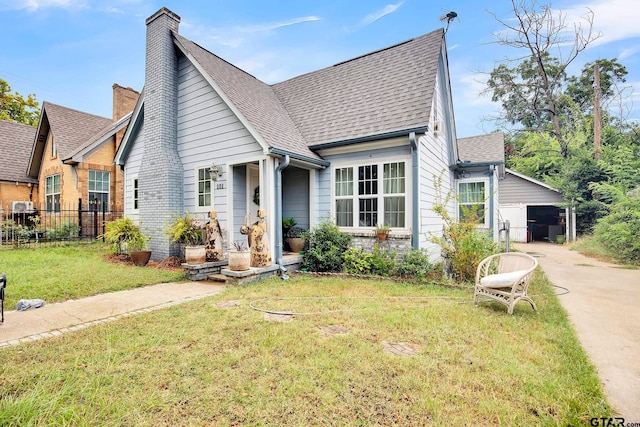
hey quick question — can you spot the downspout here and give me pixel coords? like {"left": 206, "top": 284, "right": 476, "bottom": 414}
{"left": 489, "top": 164, "right": 495, "bottom": 237}
{"left": 410, "top": 132, "right": 419, "bottom": 250}
{"left": 275, "top": 155, "right": 290, "bottom": 277}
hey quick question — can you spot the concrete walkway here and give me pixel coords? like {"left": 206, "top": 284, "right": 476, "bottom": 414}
{"left": 514, "top": 242, "right": 640, "bottom": 420}
{"left": 0, "top": 281, "right": 226, "bottom": 348}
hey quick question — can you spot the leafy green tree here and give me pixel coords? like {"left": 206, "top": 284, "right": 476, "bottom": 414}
{"left": 0, "top": 78, "right": 40, "bottom": 126}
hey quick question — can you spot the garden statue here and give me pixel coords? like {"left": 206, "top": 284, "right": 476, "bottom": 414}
{"left": 205, "top": 210, "right": 223, "bottom": 262}
{"left": 247, "top": 209, "right": 271, "bottom": 267}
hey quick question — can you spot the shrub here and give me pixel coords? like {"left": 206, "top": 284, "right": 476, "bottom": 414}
{"left": 593, "top": 195, "right": 640, "bottom": 264}
{"left": 429, "top": 175, "right": 499, "bottom": 282}
{"left": 166, "top": 211, "right": 203, "bottom": 246}
{"left": 302, "top": 219, "right": 352, "bottom": 272}
{"left": 45, "top": 220, "right": 80, "bottom": 240}
{"left": 370, "top": 244, "right": 396, "bottom": 276}
{"left": 343, "top": 247, "right": 373, "bottom": 274}
{"left": 396, "top": 249, "right": 432, "bottom": 280}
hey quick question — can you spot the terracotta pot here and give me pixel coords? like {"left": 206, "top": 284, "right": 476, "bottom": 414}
{"left": 185, "top": 245, "right": 206, "bottom": 265}
{"left": 130, "top": 250, "right": 152, "bottom": 266}
{"left": 376, "top": 231, "right": 388, "bottom": 241}
{"left": 287, "top": 237, "right": 306, "bottom": 253}
{"left": 228, "top": 250, "right": 250, "bottom": 271}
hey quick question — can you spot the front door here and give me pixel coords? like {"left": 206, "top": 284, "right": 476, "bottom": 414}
{"left": 247, "top": 164, "right": 260, "bottom": 223}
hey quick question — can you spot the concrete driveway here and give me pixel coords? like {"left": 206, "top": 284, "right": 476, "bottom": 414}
{"left": 514, "top": 242, "right": 640, "bottom": 420}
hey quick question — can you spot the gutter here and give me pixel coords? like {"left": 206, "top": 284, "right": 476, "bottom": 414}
{"left": 268, "top": 147, "right": 329, "bottom": 168}
{"left": 409, "top": 132, "right": 419, "bottom": 250}
{"left": 275, "top": 154, "right": 290, "bottom": 278}
{"left": 309, "top": 126, "right": 429, "bottom": 151}
{"left": 489, "top": 164, "right": 495, "bottom": 236}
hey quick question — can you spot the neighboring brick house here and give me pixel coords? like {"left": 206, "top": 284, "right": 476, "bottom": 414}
{"left": 116, "top": 7, "right": 464, "bottom": 264}
{"left": 26, "top": 84, "right": 138, "bottom": 213}
{"left": 0, "top": 120, "right": 38, "bottom": 212}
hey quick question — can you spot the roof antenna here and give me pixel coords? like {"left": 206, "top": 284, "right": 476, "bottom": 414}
{"left": 439, "top": 11, "right": 458, "bottom": 34}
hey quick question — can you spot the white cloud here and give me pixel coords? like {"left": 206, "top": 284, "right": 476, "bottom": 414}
{"left": 238, "top": 16, "right": 320, "bottom": 33}
{"left": 361, "top": 2, "right": 404, "bottom": 26}
{"left": 562, "top": 0, "right": 640, "bottom": 46}
{"left": 185, "top": 15, "right": 320, "bottom": 49}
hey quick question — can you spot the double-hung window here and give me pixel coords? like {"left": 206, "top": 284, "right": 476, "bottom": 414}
{"left": 89, "top": 170, "right": 110, "bottom": 210}
{"left": 197, "top": 167, "right": 213, "bottom": 209}
{"left": 45, "top": 174, "right": 61, "bottom": 212}
{"left": 458, "top": 180, "right": 487, "bottom": 226}
{"left": 334, "top": 161, "right": 407, "bottom": 229}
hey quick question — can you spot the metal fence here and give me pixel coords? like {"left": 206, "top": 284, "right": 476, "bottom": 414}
{"left": 1, "top": 199, "right": 123, "bottom": 248}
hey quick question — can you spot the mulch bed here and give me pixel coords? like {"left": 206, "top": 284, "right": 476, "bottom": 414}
{"left": 103, "top": 254, "right": 183, "bottom": 271}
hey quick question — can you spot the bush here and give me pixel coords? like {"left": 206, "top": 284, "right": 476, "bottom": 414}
{"left": 342, "top": 245, "right": 396, "bottom": 276}
{"left": 593, "top": 195, "right": 640, "bottom": 264}
{"left": 45, "top": 220, "right": 80, "bottom": 240}
{"left": 343, "top": 248, "right": 373, "bottom": 274}
{"left": 396, "top": 249, "right": 432, "bottom": 280}
{"left": 302, "top": 219, "right": 352, "bottom": 272}
{"left": 370, "top": 244, "right": 396, "bottom": 276}
{"left": 429, "top": 176, "right": 499, "bottom": 282}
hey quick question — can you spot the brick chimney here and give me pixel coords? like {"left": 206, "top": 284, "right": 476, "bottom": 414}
{"left": 112, "top": 83, "right": 139, "bottom": 122}
{"left": 139, "top": 7, "right": 184, "bottom": 260}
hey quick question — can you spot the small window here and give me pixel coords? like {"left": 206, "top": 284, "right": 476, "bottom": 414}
{"left": 197, "top": 167, "right": 213, "bottom": 208}
{"left": 45, "top": 174, "right": 61, "bottom": 212}
{"left": 89, "top": 170, "right": 110, "bottom": 211}
{"left": 133, "top": 178, "right": 139, "bottom": 211}
{"left": 458, "top": 181, "right": 486, "bottom": 224}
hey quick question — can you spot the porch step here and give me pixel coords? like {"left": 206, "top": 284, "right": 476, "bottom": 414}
{"left": 208, "top": 274, "right": 227, "bottom": 283}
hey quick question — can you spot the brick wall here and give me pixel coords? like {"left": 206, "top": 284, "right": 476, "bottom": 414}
{"left": 139, "top": 8, "right": 184, "bottom": 260}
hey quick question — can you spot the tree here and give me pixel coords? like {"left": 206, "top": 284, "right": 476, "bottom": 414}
{"left": 485, "top": 0, "right": 601, "bottom": 156}
{"left": 0, "top": 78, "right": 40, "bottom": 126}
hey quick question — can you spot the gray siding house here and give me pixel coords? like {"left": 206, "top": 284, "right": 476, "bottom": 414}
{"left": 115, "top": 7, "right": 461, "bottom": 265}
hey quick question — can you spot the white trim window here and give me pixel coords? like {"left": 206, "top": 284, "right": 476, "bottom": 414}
{"left": 45, "top": 174, "right": 61, "bottom": 212}
{"left": 458, "top": 179, "right": 489, "bottom": 227}
{"left": 132, "top": 176, "right": 139, "bottom": 212}
{"left": 334, "top": 160, "right": 407, "bottom": 229}
{"left": 89, "top": 170, "right": 110, "bottom": 211}
{"left": 197, "top": 166, "right": 213, "bottom": 209}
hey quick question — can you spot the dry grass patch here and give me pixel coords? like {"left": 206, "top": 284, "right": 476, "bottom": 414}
{"left": 0, "top": 273, "right": 610, "bottom": 425}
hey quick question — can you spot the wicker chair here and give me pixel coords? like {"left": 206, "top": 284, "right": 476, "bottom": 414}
{"left": 474, "top": 253, "right": 538, "bottom": 315}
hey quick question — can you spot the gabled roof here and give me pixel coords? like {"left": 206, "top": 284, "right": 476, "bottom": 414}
{"left": 505, "top": 168, "right": 561, "bottom": 193}
{"left": 173, "top": 28, "right": 443, "bottom": 154}
{"left": 64, "top": 112, "right": 132, "bottom": 165}
{"left": 173, "top": 33, "right": 320, "bottom": 161}
{"left": 457, "top": 133, "right": 505, "bottom": 164}
{"left": 0, "top": 120, "right": 37, "bottom": 184}
{"left": 274, "top": 29, "right": 443, "bottom": 147}
{"left": 28, "top": 102, "right": 113, "bottom": 177}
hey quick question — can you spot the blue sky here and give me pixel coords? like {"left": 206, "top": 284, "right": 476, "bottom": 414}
{"left": 2, "top": 0, "right": 639, "bottom": 138}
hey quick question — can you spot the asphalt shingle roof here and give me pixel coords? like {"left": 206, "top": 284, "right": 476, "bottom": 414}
{"left": 174, "top": 34, "right": 319, "bottom": 160}
{"left": 457, "top": 133, "right": 505, "bottom": 164}
{"left": 274, "top": 29, "right": 443, "bottom": 146}
{"left": 0, "top": 120, "right": 37, "bottom": 183}
{"left": 174, "top": 28, "right": 444, "bottom": 156}
{"left": 40, "top": 102, "right": 113, "bottom": 160}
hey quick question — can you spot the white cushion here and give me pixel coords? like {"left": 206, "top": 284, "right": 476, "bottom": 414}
{"left": 480, "top": 270, "right": 528, "bottom": 288}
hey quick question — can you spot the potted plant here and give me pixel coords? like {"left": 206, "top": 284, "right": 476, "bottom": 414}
{"left": 282, "top": 217, "right": 296, "bottom": 251}
{"left": 228, "top": 240, "right": 250, "bottom": 271}
{"left": 166, "top": 211, "right": 205, "bottom": 264}
{"left": 375, "top": 223, "right": 391, "bottom": 241}
{"left": 287, "top": 226, "right": 307, "bottom": 253}
{"left": 101, "top": 217, "right": 151, "bottom": 266}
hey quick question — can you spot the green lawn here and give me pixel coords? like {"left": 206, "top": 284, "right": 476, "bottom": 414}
{"left": 0, "top": 242, "right": 185, "bottom": 308}
{"left": 0, "top": 272, "right": 611, "bottom": 425}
